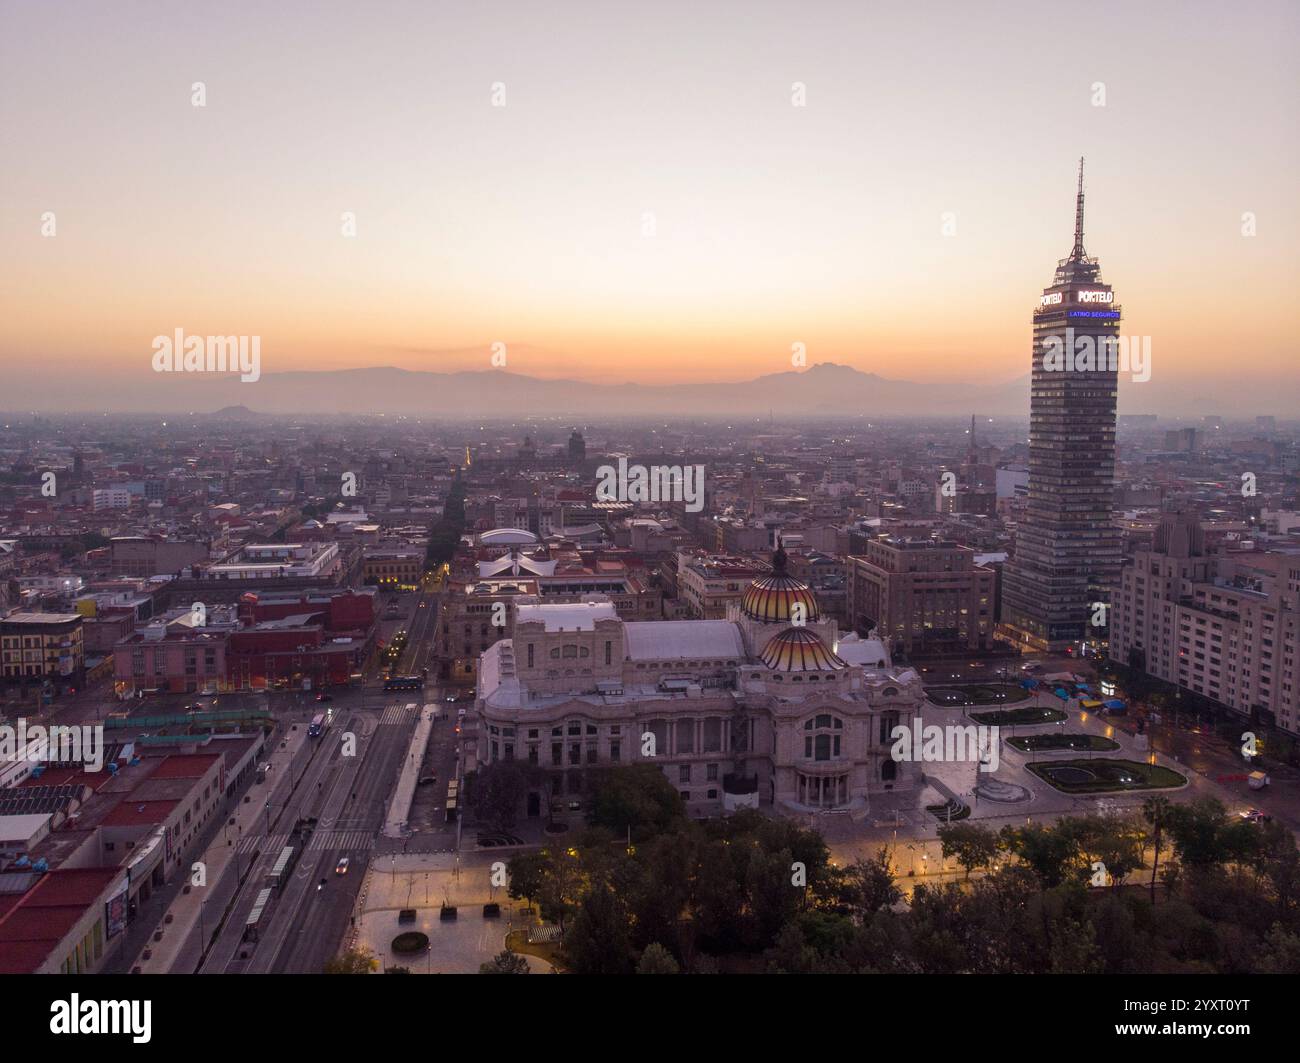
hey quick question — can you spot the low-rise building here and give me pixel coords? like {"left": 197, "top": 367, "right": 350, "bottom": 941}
{"left": 362, "top": 545, "right": 425, "bottom": 587}
{"left": 203, "top": 542, "right": 340, "bottom": 581}
{"left": 0, "top": 612, "right": 85, "bottom": 687}
{"left": 109, "top": 537, "right": 211, "bottom": 578}
{"left": 0, "top": 750, "right": 235, "bottom": 974}
{"left": 676, "top": 553, "right": 769, "bottom": 619}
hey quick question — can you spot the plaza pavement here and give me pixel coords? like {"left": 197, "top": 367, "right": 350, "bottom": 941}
{"left": 350, "top": 851, "right": 553, "bottom": 973}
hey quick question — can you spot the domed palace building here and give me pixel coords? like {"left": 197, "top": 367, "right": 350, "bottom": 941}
{"left": 474, "top": 544, "right": 924, "bottom": 818}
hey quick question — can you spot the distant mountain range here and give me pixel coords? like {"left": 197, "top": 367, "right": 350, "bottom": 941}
{"left": 7, "top": 361, "right": 1275, "bottom": 418}
{"left": 137, "top": 362, "right": 1035, "bottom": 419}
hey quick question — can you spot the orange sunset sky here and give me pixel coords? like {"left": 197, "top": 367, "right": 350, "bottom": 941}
{"left": 1, "top": 0, "right": 1297, "bottom": 411}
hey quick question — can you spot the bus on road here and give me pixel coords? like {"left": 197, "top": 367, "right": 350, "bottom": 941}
{"left": 308, "top": 712, "right": 327, "bottom": 737}
{"left": 383, "top": 675, "right": 424, "bottom": 692}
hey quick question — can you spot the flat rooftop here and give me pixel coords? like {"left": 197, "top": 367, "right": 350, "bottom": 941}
{"left": 515, "top": 601, "right": 618, "bottom": 632}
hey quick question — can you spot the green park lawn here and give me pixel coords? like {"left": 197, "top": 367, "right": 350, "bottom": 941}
{"left": 1027, "top": 758, "right": 1186, "bottom": 794}
{"left": 970, "top": 706, "right": 1067, "bottom": 726}
{"left": 1007, "top": 733, "right": 1120, "bottom": 753}
{"left": 926, "top": 683, "right": 1031, "bottom": 707}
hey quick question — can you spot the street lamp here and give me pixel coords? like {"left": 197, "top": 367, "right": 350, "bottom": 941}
{"left": 197, "top": 897, "right": 209, "bottom": 962}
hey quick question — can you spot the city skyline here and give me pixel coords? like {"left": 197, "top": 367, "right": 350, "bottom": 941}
{"left": 1, "top": 0, "right": 1297, "bottom": 1010}
{"left": 2, "top": 0, "right": 1297, "bottom": 415}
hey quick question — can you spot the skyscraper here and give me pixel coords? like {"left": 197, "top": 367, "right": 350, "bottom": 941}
{"left": 999, "top": 160, "right": 1122, "bottom": 653}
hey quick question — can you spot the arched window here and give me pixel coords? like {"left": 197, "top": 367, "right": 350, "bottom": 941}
{"left": 881, "top": 759, "right": 897, "bottom": 782}
{"left": 879, "top": 711, "right": 900, "bottom": 745}
{"left": 802, "top": 714, "right": 844, "bottom": 761}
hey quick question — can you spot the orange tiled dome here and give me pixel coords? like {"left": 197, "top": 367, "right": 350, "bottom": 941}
{"left": 759, "top": 627, "right": 846, "bottom": 672}
{"left": 741, "top": 575, "right": 821, "bottom": 624}
{"left": 741, "top": 541, "right": 820, "bottom": 623}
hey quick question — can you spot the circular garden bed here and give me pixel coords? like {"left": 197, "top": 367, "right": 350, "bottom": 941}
{"left": 391, "top": 931, "right": 430, "bottom": 954}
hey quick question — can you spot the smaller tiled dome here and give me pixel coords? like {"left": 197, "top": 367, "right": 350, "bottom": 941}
{"left": 740, "top": 542, "right": 820, "bottom": 624}
{"left": 759, "top": 627, "right": 846, "bottom": 673}
{"left": 741, "top": 576, "right": 820, "bottom": 624}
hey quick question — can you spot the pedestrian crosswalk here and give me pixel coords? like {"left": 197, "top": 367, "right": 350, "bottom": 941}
{"left": 235, "top": 828, "right": 375, "bottom": 855}
{"left": 379, "top": 702, "right": 417, "bottom": 727}
{"left": 237, "top": 832, "right": 288, "bottom": 856}
{"left": 307, "top": 829, "right": 375, "bottom": 852}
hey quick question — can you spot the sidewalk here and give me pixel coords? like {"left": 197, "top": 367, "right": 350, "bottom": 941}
{"left": 383, "top": 704, "right": 437, "bottom": 838}
{"left": 128, "top": 723, "right": 313, "bottom": 973}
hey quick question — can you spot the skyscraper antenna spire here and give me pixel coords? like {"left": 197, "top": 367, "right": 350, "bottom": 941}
{"left": 1072, "top": 156, "right": 1086, "bottom": 259}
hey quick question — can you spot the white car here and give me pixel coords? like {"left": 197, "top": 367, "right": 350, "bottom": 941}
{"left": 335, "top": 857, "right": 351, "bottom": 875}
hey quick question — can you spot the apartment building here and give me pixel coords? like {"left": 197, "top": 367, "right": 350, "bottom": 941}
{"left": 846, "top": 538, "right": 995, "bottom": 655}
{"left": 1110, "top": 511, "right": 1300, "bottom": 736}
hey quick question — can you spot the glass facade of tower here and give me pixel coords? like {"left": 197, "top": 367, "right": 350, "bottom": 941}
{"left": 1000, "top": 179, "right": 1122, "bottom": 653}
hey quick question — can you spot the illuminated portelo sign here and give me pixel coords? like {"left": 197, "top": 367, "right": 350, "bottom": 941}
{"left": 1040, "top": 292, "right": 1063, "bottom": 306}
{"left": 1077, "top": 290, "right": 1113, "bottom": 304}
